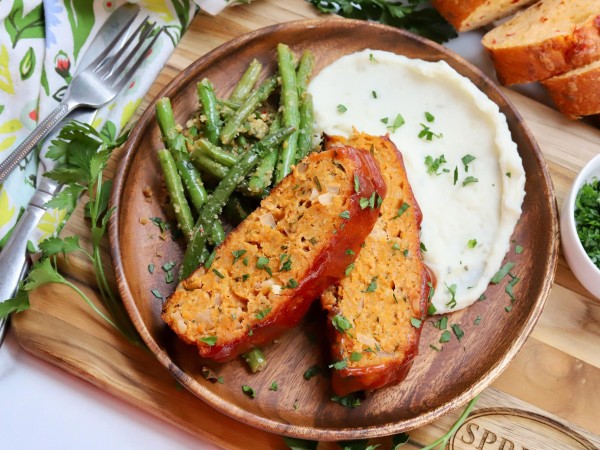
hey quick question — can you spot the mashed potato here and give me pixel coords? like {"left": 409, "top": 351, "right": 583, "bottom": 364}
{"left": 308, "top": 49, "right": 526, "bottom": 314}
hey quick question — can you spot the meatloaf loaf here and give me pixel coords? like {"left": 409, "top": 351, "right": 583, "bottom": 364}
{"left": 320, "top": 133, "right": 431, "bottom": 396}
{"left": 482, "top": 0, "right": 600, "bottom": 85}
{"left": 162, "top": 146, "right": 387, "bottom": 361}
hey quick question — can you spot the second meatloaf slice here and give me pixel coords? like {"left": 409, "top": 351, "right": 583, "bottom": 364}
{"left": 162, "top": 146, "right": 386, "bottom": 361}
{"left": 321, "top": 133, "right": 431, "bottom": 396}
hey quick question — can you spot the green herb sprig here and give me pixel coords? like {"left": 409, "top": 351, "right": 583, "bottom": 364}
{"left": 0, "top": 121, "right": 141, "bottom": 345}
{"left": 306, "top": 0, "right": 457, "bottom": 44}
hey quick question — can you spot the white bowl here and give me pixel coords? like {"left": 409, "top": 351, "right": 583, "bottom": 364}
{"left": 560, "top": 153, "right": 600, "bottom": 299}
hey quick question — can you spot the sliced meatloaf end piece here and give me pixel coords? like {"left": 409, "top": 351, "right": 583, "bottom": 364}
{"left": 321, "top": 133, "right": 431, "bottom": 396}
{"left": 162, "top": 146, "right": 387, "bottom": 362}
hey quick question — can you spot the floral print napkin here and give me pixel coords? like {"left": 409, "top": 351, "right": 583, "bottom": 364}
{"left": 0, "top": 0, "right": 235, "bottom": 248}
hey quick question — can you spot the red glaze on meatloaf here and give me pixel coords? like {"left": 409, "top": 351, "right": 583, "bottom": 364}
{"left": 321, "top": 133, "right": 431, "bottom": 396}
{"left": 162, "top": 146, "right": 386, "bottom": 361}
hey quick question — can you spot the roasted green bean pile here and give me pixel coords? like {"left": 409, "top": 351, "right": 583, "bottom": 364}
{"left": 155, "top": 44, "right": 316, "bottom": 280}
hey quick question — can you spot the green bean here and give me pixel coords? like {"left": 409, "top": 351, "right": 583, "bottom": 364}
{"left": 248, "top": 114, "right": 281, "bottom": 193}
{"left": 158, "top": 149, "right": 194, "bottom": 240}
{"left": 210, "top": 220, "right": 226, "bottom": 246}
{"left": 275, "top": 44, "right": 300, "bottom": 183}
{"left": 296, "top": 50, "right": 315, "bottom": 97}
{"left": 229, "top": 58, "right": 262, "bottom": 103}
{"left": 218, "top": 98, "right": 241, "bottom": 110}
{"left": 296, "top": 92, "right": 314, "bottom": 162}
{"left": 171, "top": 150, "right": 208, "bottom": 213}
{"left": 197, "top": 78, "right": 221, "bottom": 145}
{"left": 220, "top": 75, "right": 277, "bottom": 145}
{"left": 156, "top": 97, "right": 186, "bottom": 152}
{"left": 242, "top": 348, "right": 267, "bottom": 373}
{"left": 190, "top": 151, "right": 262, "bottom": 197}
{"left": 195, "top": 138, "right": 238, "bottom": 167}
{"left": 181, "top": 126, "right": 295, "bottom": 278}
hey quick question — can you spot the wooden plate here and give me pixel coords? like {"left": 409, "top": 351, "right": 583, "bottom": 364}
{"left": 109, "top": 19, "right": 559, "bottom": 441}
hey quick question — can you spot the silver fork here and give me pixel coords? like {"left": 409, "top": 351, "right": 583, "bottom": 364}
{"left": 0, "top": 16, "right": 162, "bottom": 185}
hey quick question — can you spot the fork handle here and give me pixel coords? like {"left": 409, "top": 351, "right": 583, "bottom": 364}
{"left": 0, "top": 101, "right": 76, "bottom": 185}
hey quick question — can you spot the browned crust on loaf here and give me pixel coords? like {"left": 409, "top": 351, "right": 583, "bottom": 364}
{"left": 541, "top": 62, "right": 600, "bottom": 118}
{"left": 431, "top": 0, "right": 536, "bottom": 32}
{"left": 321, "top": 133, "right": 431, "bottom": 396}
{"left": 482, "top": 5, "right": 600, "bottom": 85}
{"left": 162, "top": 146, "right": 386, "bottom": 362}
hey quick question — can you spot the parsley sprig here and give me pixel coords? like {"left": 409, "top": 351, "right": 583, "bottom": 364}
{"left": 306, "top": 0, "right": 457, "bottom": 44}
{"left": 0, "top": 121, "right": 141, "bottom": 345}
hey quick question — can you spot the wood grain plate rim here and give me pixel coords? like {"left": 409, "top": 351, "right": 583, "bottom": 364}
{"left": 109, "top": 18, "right": 559, "bottom": 440}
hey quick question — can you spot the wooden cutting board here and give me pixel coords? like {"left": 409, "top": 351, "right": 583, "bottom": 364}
{"left": 11, "top": 1, "right": 600, "bottom": 448}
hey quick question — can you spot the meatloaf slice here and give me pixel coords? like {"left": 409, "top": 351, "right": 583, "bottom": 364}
{"left": 321, "top": 133, "right": 431, "bottom": 396}
{"left": 162, "top": 146, "right": 386, "bottom": 361}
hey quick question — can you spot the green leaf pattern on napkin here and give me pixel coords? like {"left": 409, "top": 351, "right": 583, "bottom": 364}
{"left": 0, "top": 0, "right": 206, "bottom": 249}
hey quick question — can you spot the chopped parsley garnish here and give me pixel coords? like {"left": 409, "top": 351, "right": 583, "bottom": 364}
{"left": 420, "top": 242, "right": 428, "bottom": 252}
{"left": 364, "top": 276, "right": 378, "bottom": 293}
{"left": 462, "top": 176, "right": 479, "bottom": 186}
{"left": 232, "top": 249, "right": 247, "bottom": 264}
{"left": 313, "top": 176, "right": 322, "bottom": 192}
{"left": 279, "top": 253, "right": 292, "bottom": 271}
{"left": 515, "top": 245, "right": 524, "bottom": 254}
{"left": 462, "top": 154, "right": 476, "bottom": 171}
{"left": 380, "top": 117, "right": 389, "bottom": 124}
{"left": 151, "top": 289, "right": 162, "bottom": 299}
{"left": 304, "top": 365, "right": 322, "bottom": 380}
{"left": 474, "top": 316, "right": 482, "bottom": 325}
{"left": 329, "top": 359, "right": 348, "bottom": 370}
{"left": 148, "top": 264, "right": 155, "bottom": 274}
{"left": 425, "top": 154, "right": 447, "bottom": 175}
{"left": 241, "top": 385, "right": 255, "bottom": 398}
{"left": 332, "top": 314, "right": 352, "bottom": 333}
{"left": 439, "top": 330, "right": 451, "bottom": 343}
{"left": 165, "top": 271, "right": 174, "bottom": 284}
{"left": 285, "top": 278, "right": 299, "bottom": 289}
{"left": 345, "top": 263, "right": 355, "bottom": 276}
{"left": 337, "top": 104, "right": 347, "bottom": 113}
{"left": 491, "top": 262, "right": 515, "bottom": 284}
{"left": 255, "top": 307, "right": 272, "bottom": 320}
{"left": 340, "top": 210, "right": 351, "bottom": 219}
{"left": 454, "top": 166, "right": 458, "bottom": 185}
{"left": 345, "top": 248, "right": 355, "bottom": 255}
{"left": 387, "top": 113, "right": 405, "bottom": 132}
{"left": 162, "top": 261, "right": 175, "bottom": 271}
{"left": 430, "top": 344, "right": 441, "bottom": 351}
{"left": 200, "top": 336, "right": 217, "bottom": 346}
{"left": 256, "top": 256, "right": 272, "bottom": 276}
{"left": 212, "top": 268, "right": 225, "bottom": 279}
{"left": 468, "top": 239, "right": 477, "bottom": 249}
{"left": 567, "top": 184, "right": 600, "bottom": 243}
{"left": 392, "top": 242, "right": 401, "bottom": 251}
{"left": 350, "top": 352, "right": 363, "bottom": 362}
{"left": 269, "top": 381, "right": 279, "bottom": 391}
{"left": 428, "top": 303, "right": 437, "bottom": 315}
{"left": 369, "top": 53, "right": 378, "bottom": 63}
{"left": 411, "top": 317, "right": 422, "bottom": 328}
{"left": 427, "top": 282, "right": 435, "bottom": 301}
{"left": 505, "top": 274, "right": 520, "bottom": 301}
{"left": 451, "top": 324, "right": 464, "bottom": 342}
{"left": 506, "top": 172, "right": 512, "bottom": 178}
{"left": 242, "top": 256, "right": 249, "bottom": 266}
{"left": 434, "top": 316, "right": 448, "bottom": 330}
{"left": 418, "top": 123, "right": 442, "bottom": 140}
{"left": 372, "top": 90, "right": 378, "bottom": 98}
{"left": 425, "top": 111, "right": 435, "bottom": 122}
{"left": 354, "top": 174, "right": 360, "bottom": 194}
{"left": 331, "top": 392, "right": 362, "bottom": 408}
{"left": 394, "top": 202, "right": 410, "bottom": 219}
{"left": 445, "top": 283, "right": 457, "bottom": 309}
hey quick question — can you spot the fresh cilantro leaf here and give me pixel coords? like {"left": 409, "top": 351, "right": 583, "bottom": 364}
{"left": 241, "top": 385, "right": 255, "bottom": 398}
{"left": 331, "top": 392, "right": 363, "bottom": 408}
{"left": 38, "top": 236, "right": 82, "bottom": 258}
{"left": 332, "top": 314, "right": 352, "bottom": 333}
{"left": 200, "top": 336, "right": 217, "bottom": 346}
{"left": 303, "top": 365, "right": 322, "bottom": 380}
{"left": 491, "top": 262, "right": 515, "bottom": 284}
